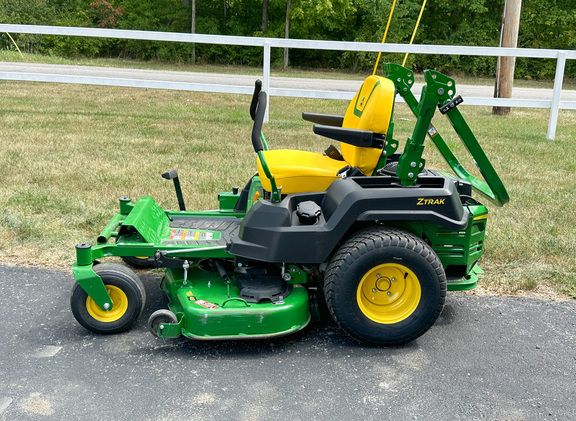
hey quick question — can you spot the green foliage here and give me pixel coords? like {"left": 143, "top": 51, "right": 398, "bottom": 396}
{"left": 409, "top": 0, "right": 502, "bottom": 75}
{"left": 115, "top": 0, "right": 191, "bottom": 61}
{"left": 1, "top": 0, "right": 575, "bottom": 77}
{"left": 517, "top": 0, "right": 576, "bottom": 78}
{"left": 0, "top": 0, "right": 57, "bottom": 53}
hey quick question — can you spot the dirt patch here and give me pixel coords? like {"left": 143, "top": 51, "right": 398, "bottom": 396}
{"left": 461, "top": 282, "right": 572, "bottom": 302}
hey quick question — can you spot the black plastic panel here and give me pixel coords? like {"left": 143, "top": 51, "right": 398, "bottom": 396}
{"left": 229, "top": 174, "right": 469, "bottom": 264}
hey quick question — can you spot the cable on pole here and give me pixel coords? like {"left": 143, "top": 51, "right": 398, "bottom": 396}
{"left": 402, "top": 0, "right": 427, "bottom": 67}
{"left": 372, "top": 0, "right": 399, "bottom": 75}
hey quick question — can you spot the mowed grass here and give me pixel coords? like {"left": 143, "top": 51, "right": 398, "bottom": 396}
{"left": 0, "top": 81, "right": 575, "bottom": 299}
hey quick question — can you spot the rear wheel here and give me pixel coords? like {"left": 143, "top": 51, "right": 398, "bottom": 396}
{"left": 70, "top": 263, "right": 146, "bottom": 334}
{"left": 324, "top": 227, "right": 446, "bottom": 345}
{"left": 121, "top": 255, "right": 156, "bottom": 269}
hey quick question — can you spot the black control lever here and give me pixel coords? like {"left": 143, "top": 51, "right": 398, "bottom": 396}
{"left": 250, "top": 80, "right": 262, "bottom": 121}
{"left": 162, "top": 169, "right": 186, "bottom": 211}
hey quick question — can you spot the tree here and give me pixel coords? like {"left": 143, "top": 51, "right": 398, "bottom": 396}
{"left": 90, "top": 0, "right": 124, "bottom": 27}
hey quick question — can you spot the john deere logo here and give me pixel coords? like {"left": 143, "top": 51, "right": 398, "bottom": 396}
{"left": 353, "top": 80, "right": 380, "bottom": 117}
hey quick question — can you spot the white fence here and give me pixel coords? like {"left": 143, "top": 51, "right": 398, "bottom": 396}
{"left": 1, "top": 24, "right": 575, "bottom": 139}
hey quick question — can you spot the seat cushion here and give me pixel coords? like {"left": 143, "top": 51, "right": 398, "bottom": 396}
{"left": 257, "top": 149, "right": 346, "bottom": 194}
{"left": 341, "top": 76, "right": 395, "bottom": 175}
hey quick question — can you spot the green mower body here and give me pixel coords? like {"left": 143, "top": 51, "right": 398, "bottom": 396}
{"left": 70, "top": 64, "right": 508, "bottom": 346}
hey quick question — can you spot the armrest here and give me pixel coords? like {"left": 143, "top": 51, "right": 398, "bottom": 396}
{"left": 313, "top": 124, "right": 385, "bottom": 149}
{"left": 302, "top": 113, "right": 344, "bottom": 127}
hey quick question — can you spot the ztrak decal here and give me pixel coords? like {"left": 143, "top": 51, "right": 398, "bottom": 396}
{"left": 417, "top": 198, "right": 446, "bottom": 205}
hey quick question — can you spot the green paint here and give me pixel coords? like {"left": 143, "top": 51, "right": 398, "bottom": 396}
{"left": 353, "top": 80, "right": 381, "bottom": 118}
{"left": 72, "top": 263, "right": 113, "bottom": 311}
{"left": 218, "top": 191, "right": 240, "bottom": 211}
{"left": 383, "top": 62, "right": 509, "bottom": 206}
{"left": 158, "top": 267, "right": 310, "bottom": 339}
{"left": 121, "top": 196, "right": 171, "bottom": 244}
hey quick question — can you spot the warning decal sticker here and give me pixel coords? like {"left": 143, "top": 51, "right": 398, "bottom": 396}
{"left": 427, "top": 124, "right": 439, "bottom": 137}
{"left": 194, "top": 300, "right": 218, "bottom": 309}
{"left": 169, "top": 230, "right": 214, "bottom": 241}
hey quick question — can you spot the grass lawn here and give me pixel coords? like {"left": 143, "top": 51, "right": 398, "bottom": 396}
{"left": 0, "top": 78, "right": 575, "bottom": 300}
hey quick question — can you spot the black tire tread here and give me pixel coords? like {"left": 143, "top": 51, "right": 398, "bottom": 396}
{"left": 324, "top": 226, "right": 446, "bottom": 345}
{"left": 70, "top": 262, "right": 146, "bottom": 334}
{"left": 93, "top": 263, "right": 147, "bottom": 312}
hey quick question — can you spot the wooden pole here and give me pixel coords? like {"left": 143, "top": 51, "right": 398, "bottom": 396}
{"left": 263, "top": 0, "right": 269, "bottom": 32}
{"left": 191, "top": 0, "right": 196, "bottom": 64}
{"left": 284, "top": 0, "right": 291, "bottom": 71}
{"left": 493, "top": 0, "right": 522, "bottom": 115}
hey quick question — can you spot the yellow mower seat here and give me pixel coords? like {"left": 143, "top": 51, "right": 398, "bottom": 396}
{"left": 257, "top": 150, "right": 347, "bottom": 193}
{"left": 258, "top": 75, "right": 395, "bottom": 194}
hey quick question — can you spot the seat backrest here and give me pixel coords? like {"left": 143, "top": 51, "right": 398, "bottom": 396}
{"left": 341, "top": 76, "right": 395, "bottom": 175}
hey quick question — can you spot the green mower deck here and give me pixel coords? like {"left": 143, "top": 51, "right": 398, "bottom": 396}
{"left": 156, "top": 267, "right": 310, "bottom": 340}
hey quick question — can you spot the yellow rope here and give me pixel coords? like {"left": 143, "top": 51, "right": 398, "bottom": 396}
{"left": 372, "top": 0, "right": 398, "bottom": 76}
{"left": 5, "top": 32, "right": 24, "bottom": 59}
{"left": 402, "top": 0, "right": 427, "bottom": 67}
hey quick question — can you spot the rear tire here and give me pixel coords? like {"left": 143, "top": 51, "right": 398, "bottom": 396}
{"left": 121, "top": 256, "right": 156, "bottom": 269}
{"left": 324, "top": 227, "right": 446, "bottom": 346}
{"left": 70, "top": 263, "right": 146, "bottom": 334}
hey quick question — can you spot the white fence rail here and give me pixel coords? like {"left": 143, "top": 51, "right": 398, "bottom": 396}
{"left": 1, "top": 24, "right": 575, "bottom": 139}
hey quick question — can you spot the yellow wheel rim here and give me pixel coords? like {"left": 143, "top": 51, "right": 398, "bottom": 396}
{"left": 357, "top": 263, "right": 421, "bottom": 324}
{"left": 86, "top": 285, "right": 129, "bottom": 322}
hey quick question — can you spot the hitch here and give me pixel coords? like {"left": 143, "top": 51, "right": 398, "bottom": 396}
{"left": 384, "top": 63, "right": 509, "bottom": 206}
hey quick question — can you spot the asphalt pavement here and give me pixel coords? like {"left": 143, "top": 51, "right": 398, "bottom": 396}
{"left": 0, "top": 264, "right": 574, "bottom": 421}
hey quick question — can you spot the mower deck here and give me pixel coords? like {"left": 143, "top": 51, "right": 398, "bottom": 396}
{"left": 156, "top": 267, "right": 310, "bottom": 340}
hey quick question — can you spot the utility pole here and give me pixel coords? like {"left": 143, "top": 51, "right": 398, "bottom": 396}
{"left": 493, "top": 0, "right": 522, "bottom": 115}
{"left": 191, "top": 0, "right": 196, "bottom": 64}
{"left": 284, "top": 0, "right": 291, "bottom": 70}
{"left": 182, "top": 0, "right": 195, "bottom": 63}
{"left": 263, "top": 0, "right": 269, "bottom": 32}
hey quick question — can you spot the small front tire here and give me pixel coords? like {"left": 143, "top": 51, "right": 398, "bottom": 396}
{"left": 148, "top": 309, "right": 178, "bottom": 337}
{"left": 70, "top": 263, "right": 146, "bottom": 334}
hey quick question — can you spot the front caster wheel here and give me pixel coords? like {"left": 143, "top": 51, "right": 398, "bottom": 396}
{"left": 148, "top": 309, "right": 178, "bottom": 337}
{"left": 70, "top": 263, "right": 146, "bottom": 334}
{"left": 324, "top": 227, "right": 446, "bottom": 346}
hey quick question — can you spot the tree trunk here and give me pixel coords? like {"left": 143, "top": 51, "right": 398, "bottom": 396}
{"left": 263, "top": 0, "right": 269, "bottom": 32}
{"left": 284, "top": 0, "right": 291, "bottom": 70}
{"left": 493, "top": 0, "right": 522, "bottom": 115}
